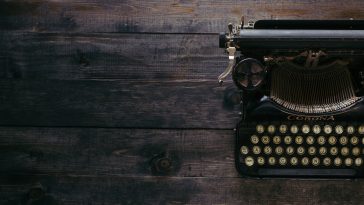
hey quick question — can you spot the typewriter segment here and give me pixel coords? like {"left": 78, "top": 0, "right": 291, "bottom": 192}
{"left": 219, "top": 20, "right": 364, "bottom": 178}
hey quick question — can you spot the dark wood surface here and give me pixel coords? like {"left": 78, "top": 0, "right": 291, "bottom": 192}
{"left": 1, "top": 0, "right": 364, "bottom": 204}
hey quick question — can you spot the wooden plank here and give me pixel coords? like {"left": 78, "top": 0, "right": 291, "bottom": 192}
{"left": 0, "top": 80, "right": 240, "bottom": 128}
{"left": 0, "top": 32, "right": 225, "bottom": 80}
{"left": 2, "top": 175, "right": 364, "bottom": 204}
{"left": 1, "top": 0, "right": 364, "bottom": 33}
{"left": 0, "top": 128, "right": 236, "bottom": 177}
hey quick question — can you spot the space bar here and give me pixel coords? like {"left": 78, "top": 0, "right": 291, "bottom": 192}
{"left": 258, "top": 168, "right": 356, "bottom": 176}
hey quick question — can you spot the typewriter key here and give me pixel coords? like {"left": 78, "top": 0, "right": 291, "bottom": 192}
{"left": 264, "top": 146, "right": 272, "bottom": 155}
{"left": 256, "top": 125, "right": 265, "bottom": 134}
{"left": 251, "top": 135, "right": 259, "bottom": 144}
{"left": 275, "top": 146, "right": 283, "bottom": 155}
{"left": 262, "top": 136, "right": 270, "bottom": 144}
{"left": 355, "top": 158, "right": 363, "bottom": 166}
{"left": 286, "top": 146, "right": 294, "bottom": 155}
{"left": 308, "top": 147, "right": 316, "bottom": 155}
{"left": 273, "top": 136, "right": 281, "bottom": 144}
{"left": 312, "top": 157, "right": 320, "bottom": 166}
{"left": 317, "top": 136, "right": 326, "bottom": 145}
{"left": 257, "top": 157, "right": 265, "bottom": 165}
{"left": 341, "top": 147, "right": 349, "bottom": 156}
{"left": 240, "top": 146, "right": 249, "bottom": 155}
{"left": 345, "top": 158, "right": 353, "bottom": 166}
{"left": 330, "top": 147, "right": 338, "bottom": 155}
{"left": 268, "top": 157, "right": 276, "bottom": 165}
{"left": 284, "top": 136, "right": 292, "bottom": 144}
{"left": 353, "top": 147, "right": 360, "bottom": 156}
{"left": 302, "top": 125, "right": 310, "bottom": 134}
{"left": 268, "top": 125, "right": 275, "bottom": 134}
{"left": 279, "top": 125, "right": 287, "bottom": 134}
{"left": 253, "top": 146, "right": 261, "bottom": 154}
{"left": 290, "top": 125, "right": 298, "bottom": 134}
{"left": 328, "top": 136, "right": 337, "bottom": 145}
{"left": 334, "top": 157, "right": 342, "bottom": 166}
{"left": 324, "top": 125, "right": 332, "bottom": 134}
{"left": 339, "top": 136, "right": 348, "bottom": 145}
{"left": 351, "top": 136, "right": 359, "bottom": 145}
{"left": 347, "top": 126, "right": 355, "bottom": 134}
{"left": 290, "top": 157, "right": 298, "bottom": 165}
{"left": 335, "top": 125, "right": 344, "bottom": 134}
{"left": 302, "top": 157, "right": 309, "bottom": 166}
{"left": 313, "top": 125, "right": 321, "bottom": 134}
{"left": 319, "top": 147, "right": 327, "bottom": 155}
{"left": 295, "top": 136, "right": 303, "bottom": 144}
{"left": 245, "top": 157, "right": 254, "bottom": 166}
{"left": 306, "top": 136, "right": 314, "bottom": 145}
{"left": 323, "top": 157, "right": 331, "bottom": 166}
{"left": 279, "top": 157, "right": 287, "bottom": 165}
{"left": 297, "top": 146, "right": 305, "bottom": 155}
{"left": 359, "top": 125, "right": 364, "bottom": 134}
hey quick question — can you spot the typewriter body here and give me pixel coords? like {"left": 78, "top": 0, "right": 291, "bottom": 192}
{"left": 219, "top": 19, "right": 364, "bottom": 178}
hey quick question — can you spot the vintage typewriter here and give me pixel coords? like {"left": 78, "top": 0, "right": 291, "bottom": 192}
{"left": 219, "top": 19, "right": 364, "bottom": 178}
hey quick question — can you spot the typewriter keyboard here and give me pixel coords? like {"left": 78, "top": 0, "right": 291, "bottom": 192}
{"left": 237, "top": 123, "right": 364, "bottom": 177}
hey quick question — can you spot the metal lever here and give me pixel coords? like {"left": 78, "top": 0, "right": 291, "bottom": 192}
{"left": 218, "top": 47, "right": 236, "bottom": 85}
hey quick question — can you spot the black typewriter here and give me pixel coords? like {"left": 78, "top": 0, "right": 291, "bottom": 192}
{"left": 219, "top": 19, "right": 364, "bottom": 178}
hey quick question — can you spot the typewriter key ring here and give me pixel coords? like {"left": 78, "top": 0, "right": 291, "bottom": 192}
{"left": 232, "top": 58, "right": 267, "bottom": 91}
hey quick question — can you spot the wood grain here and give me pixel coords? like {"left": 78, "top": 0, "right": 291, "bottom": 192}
{"left": 1, "top": 0, "right": 364, "bottom": 33}
{"left": 0, "top": 80, "right": 240, "bottom": 128}
{"left": 0, "top": 32, "right": 225, "bottom": 80}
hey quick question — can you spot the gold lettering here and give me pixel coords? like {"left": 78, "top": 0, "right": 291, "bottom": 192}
{"left": 287, "top": 115, "right": 335, "bottom": 121}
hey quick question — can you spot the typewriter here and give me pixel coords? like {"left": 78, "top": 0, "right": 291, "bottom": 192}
{"left": 219, "top": 19, "right": 364, "bottom": 178}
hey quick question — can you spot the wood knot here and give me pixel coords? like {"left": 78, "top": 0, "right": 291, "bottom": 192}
{"left": 150, "top": 153, "right": 173, "bottom": 175}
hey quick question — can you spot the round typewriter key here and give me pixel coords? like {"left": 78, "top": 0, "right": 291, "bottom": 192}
{"left": 290, "top": 157, "right": 298, "bottom": 165}
{"left": 312, "top": 157, "right": 320, "bottom": 166}
{"left": 359, "top": 125, "right": 364, "bottom": 134}
{"left": 268, "top": 157, "right": 276, "bottom": 165}
{"left": 264, "top": 146, "right": 272, "bottom": 155}
{"left": 257, "top": 157, "right": 265, "bottom": 165}
{"left": 339, "top": 136, "right": 348, "bottom": 145}
{"left": 330, "top": 147, "right": 338, "bottom": 155}
{"left": 290, "top": 125, "right": 298, "bottom": 134}
{"left": 286, "top": 146, "right": 294, "bottom": 155}
{"left": 355, "top": 158, "right": 363, "bottom": 166}
{"left": 351, "top": 136, "right": 359, "bottom": 145}
{"left": 319, "top": 147, "right": 327, "bottom": 155}
{"left": 302, "top": 125, "right": 310, "bottom": 134}
{"left": 275, "top": 146, "right": 283, "bottom": 155}
{"left": 335, "top": 125, "right": 344, "bottom": 134}
{"left": 295, "top": 136, "right": 303, "bottom": 145}
{"left": 323, "top": 157, "right": 331, "bottom": 166}
{"left": 308, "top": 146, "right": 316, "bottom": 155}
{"left": 297, "top": 146, "right": 305, "bottom": 155}
{"left": 328, "top": 136, "right": 337, "bottom": 145}
{"left": 256, "top": 125, "right": 265, "bottom": 134}
{"left": 245, "top": 157, "right": 254, "bottom": 166}
{"left": 347, "top": 126, "right": 355, "bottom": 134}
{"left": 334, "top": 157, "right": 342, "bottom": 166}
{"left": 251, "top": 135, "right": 259, "bottom": 144}
{"left": 262, "top": 136, "right": 270, "bottom": 144}
{"left": 345, "top": 158, "right": 353, "bottom": 166}
{"left": 353, "top": 147, "right": 360, "bottom": 156}
{"left": 253, "top": 146, "right": 261, "bottom": 154}
{"left": 279, "top": 157, "right": 287, "bottom": 165}
{"left": 284, "top": 136, "right": 292, "bottom": 144}
{"left": 302, "top": 157, "right": 309, "bottom": 166}
{"left": 279, "top": 125, "right": 287, "bottom": 134}
{"left": 313, "top": 125, "right": 321, "bottom": 134}
{"left": 341, "top": 147, "right": 349, "bottom": 156}
{"left": 306, "top": 136, "right": 314, "bottom": 145}
{"left": 324, "top": 125, "right": 332, "bottom": 134}
{"left": 317, "top": 136, "right": 326, "bottom": 145}
{"left": 267, "top": 125, "right": 275, "bottom": 134}
{"left": 240, "top": 146, "right": 249, "bottom": 155}
{"left": 273, "top": 136, "right": 281, "bottom": 144}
